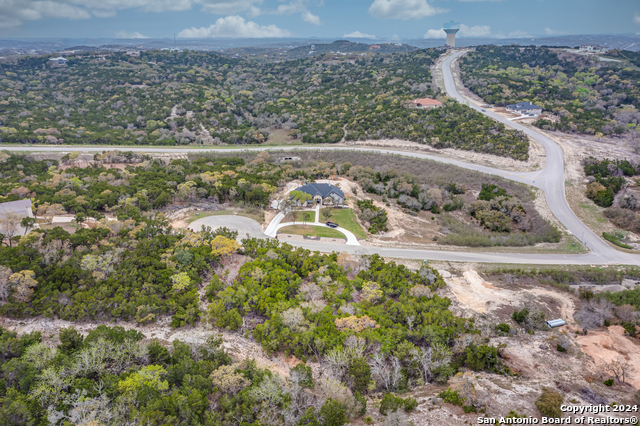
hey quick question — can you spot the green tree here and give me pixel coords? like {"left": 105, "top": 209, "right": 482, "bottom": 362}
{"left": 57, "top": 327, "right": 84, "bottom": 355}
{"left": 9, "top": 270, "right": 38, "bottom": 303}
{"left": 118, "top": 365, "right": 169, "bottom": 404}
{"left": 20, "top": 217, "right": 36, "bottom": 235}
{"left": 319, "top": 399, "right": 348, "bottom": 426}
{"left": 348, "top": 358, "right": 371, "bottom": 394}
{"left": 171, "top": 272, "right": 191, "bottom": 292}
{"left": 211, "top": 235, "right": 240, "bottom": 258}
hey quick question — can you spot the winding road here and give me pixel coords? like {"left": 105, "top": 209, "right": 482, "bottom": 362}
{"left": 4, "top": 51, "right": 639, "bottom": 265}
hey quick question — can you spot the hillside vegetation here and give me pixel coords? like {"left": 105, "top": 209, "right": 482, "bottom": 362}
{"left": 460, "top": 46, "right": 640, "bottom": 138}
{"left": 0, "top": 49, "right": 528, "bottom": 159}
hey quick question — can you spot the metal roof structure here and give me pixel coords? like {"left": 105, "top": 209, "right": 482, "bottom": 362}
{"left": 294, "top": 183, "right": 344, "bottom": 199}
{"left": 546, "top": 319, "right": 566, "bottom": 328}
{"left": 0, "top": 199, "right": 32, "bottom": 219}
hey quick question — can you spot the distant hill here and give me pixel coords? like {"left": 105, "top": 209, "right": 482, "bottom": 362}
{"left": 223, "top": 40, "right": 418, "bottom": 61}
{"left": 287, "top": 40, "right": 417, "bottom": 58}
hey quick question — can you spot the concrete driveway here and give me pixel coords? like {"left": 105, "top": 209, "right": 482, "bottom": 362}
{"left": 188, "top": 215, "right": 267, "bottom": 240}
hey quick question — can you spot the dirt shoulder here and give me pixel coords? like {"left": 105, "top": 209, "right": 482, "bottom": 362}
{"left": 342, "top": 137, "right": 545, "bottom": 173}
{"left": 537, "top": 127, "right": 640, "bottom": 248}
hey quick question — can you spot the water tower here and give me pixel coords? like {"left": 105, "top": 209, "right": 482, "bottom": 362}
{"left": 443, "top": 21, "right": 460, "bottom": 48}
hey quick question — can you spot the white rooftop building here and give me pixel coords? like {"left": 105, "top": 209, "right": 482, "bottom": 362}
{"left": 49, "top": 57, "right": 68, "bottom": 65}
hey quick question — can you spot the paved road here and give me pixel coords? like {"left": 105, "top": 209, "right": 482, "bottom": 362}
{"left": 4, "top": 52, "right": 639, "bottom": 264}
{"left": 188, "top": 216, "right": 266, "bottom": 240}
{"left": 443, "top": 51, "right": 637, "bottom": 265}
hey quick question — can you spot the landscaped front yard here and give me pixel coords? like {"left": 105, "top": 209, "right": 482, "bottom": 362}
{"left": 322, "top": 208, "right": 367, "bottom": 239}
{"left": 278, "top": 225, "right": 346, "bottom": 239}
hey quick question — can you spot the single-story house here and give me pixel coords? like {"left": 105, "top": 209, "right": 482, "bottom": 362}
{"left": 293, "top": 183, "right": 344, "bottom": 205}
{"left": 412, "top": 98, "right": 442, "bottom": 108}
{"left": 49, "top": 57, "right": 68, "bottom": 65}
{"left": 0, "top": 199, "right": 34, "bottom": 236}
{"left": 506, "top": 102, "right": 543, "bottom": 116}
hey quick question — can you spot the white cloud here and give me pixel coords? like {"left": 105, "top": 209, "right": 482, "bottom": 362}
{"left": 302, "top": 11, "right": 321, "bottom": 25}
{"left": 275, "top": 1, "right": 306, "bottom": 15}
{"left": 544, "top": 28, "right": 565, "bottom": 35}
{"left": 178, "top": 15, "right": 292, "bottom": 38}
{"left": 344, "top": 31, "right": 376, "bottom": 39}
{"left": 369, "top": 0, "right": 446, "bottom": 20}
{"left": 634, "top": 13, "right": 640, "bottom": 25}
{"left": 0, "top": 0, "right": 91, "bottom": 28}
{"left": 195, "top": 0, "right": 263, "bottom": 15}
{"left": 247, "top": 5, "right": 262, "bottom": 17}
{"left": 424, "top": 24, "right": 491, "bottom": 38}
{"left": 0, "top": 0, "right": 264, "bottom": 28}
{"left": 461, "top": 24, "right": 491, "bottom": 37}
{"left": 116, "top": 30, "right": 149, "bottom": 38}
{"left": 423, "top": 29, "right": 445, "bottom": 39}
{"left": 264, "top": 1, "right": 322, "bottom": 26}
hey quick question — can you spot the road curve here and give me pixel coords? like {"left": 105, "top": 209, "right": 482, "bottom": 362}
{"left": 2, "top": 53, "right": 639, "bottom": 264}
{"left": 443, "top": 50, "right": 637, "bottom": 265}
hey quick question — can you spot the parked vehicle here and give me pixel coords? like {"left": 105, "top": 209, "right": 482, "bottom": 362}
{"left": 326, "top": 221, "right": 339, "bottom": 228}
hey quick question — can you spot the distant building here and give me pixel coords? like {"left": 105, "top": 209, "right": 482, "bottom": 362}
{"left": 443, "top": 21, "right": 460, "bottom": 48}
{"left": 506, "top": 102, "right": 542, "bottom": 116}
{"left": 370, "top": 45, "right": 381, "bottom": 50}
{"left": 49, "top": 57, "right": 68, "bottom": 65}
{"left": 293, "top": 183, "right": 344, "bottom": 206}
{"left": 282, "top": 156, "right": 301, "bottom": 162}
{"left": 579, "top": 45, "right": 607, "bottom": 54}
{"left": 0, "top": 199, "right": 34, "bottom": 236}
{"left": 412, "top": 98, "right": 443, "bottom": 108}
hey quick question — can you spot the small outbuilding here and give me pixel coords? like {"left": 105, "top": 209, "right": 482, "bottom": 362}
{"left": 293, "top": 183, "right": 344, "bottom": 206}
{"left": 546, "top": 319, "right": 566, "bottom": 328}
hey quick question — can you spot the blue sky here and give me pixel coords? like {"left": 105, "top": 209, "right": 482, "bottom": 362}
{"left": 2, "top": 0, "right": 639, "bottom": 39}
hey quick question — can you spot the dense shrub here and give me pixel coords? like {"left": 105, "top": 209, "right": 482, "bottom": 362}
{"left": 356, "top": 199, "right": 388, "bottom": 234}
{"left": 438, "top": 388, "right": 465, "bottom": 406}
{"left": 464, "top": 344, "right": 500, "bottom": 372}
{"left": 379, "top": 393, "right": 418, "bottom": 415}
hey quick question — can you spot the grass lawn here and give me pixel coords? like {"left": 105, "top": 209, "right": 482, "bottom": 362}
{"left": 283, "top": 210, "right": 316, "bottom": 224}
{"left": 188, "top": 210, "right": 262, "bottom": 224}
{"left": 278, "top": 225, "right": 345, "bottom": 239}
{"left": 322, "top": 208, "right": 367, "bottom": 239}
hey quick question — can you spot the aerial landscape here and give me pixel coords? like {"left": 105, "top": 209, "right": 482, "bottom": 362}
{"left": 1, "top": 1, "right": 640, "bottom": 425}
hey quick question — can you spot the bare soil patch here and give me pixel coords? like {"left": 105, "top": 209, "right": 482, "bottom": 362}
{"left": 577, "top": 325, "right": 640, "bottom": 389}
